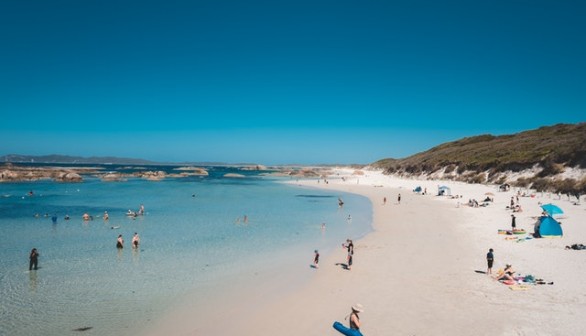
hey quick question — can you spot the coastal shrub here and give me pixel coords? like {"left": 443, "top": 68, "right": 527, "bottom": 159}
{"left": 537, "top": 159, "right": 565, "bottom": 177}
{"left": 567, "top": 150, "right": 586, "bottom": 168}
{"left": 578, "top": 177, "right": 586, "bottom": 194}
{"left": 471, "top": 172, "right": 487, "bottom": 184}
{"left": 457, "top": 163, "right": 467, "bottom": 174}
{"left": 552, "top": 178, "right": 579, "bottom": 196}
{"left": 514, "top": 177, "right": 531, "bottom": 188}
{"left": 531, "top": 177, "right": 553, "bottom": 192}
{"left": 444, "top": 164, "right": 456, "bottom": 174}
{"left": 495, "top": 175, "right": 507, "bottom": 185}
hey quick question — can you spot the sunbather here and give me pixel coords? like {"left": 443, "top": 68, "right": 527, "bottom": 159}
{"left": 495, "top": 264, "right": 515, "bottom": 282}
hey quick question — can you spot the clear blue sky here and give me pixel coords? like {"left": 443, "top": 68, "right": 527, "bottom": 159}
{"left": 1, "top": 1, "right": 584, "bottom": 164}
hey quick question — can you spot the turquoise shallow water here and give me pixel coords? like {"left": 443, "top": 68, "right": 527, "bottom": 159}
{"left": 0, "top": 166, "right": 371, "bottom": 336}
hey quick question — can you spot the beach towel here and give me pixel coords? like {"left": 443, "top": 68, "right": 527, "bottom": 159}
{"left": 333, "top": 322, "right": 363, "bottom": 336}
{"left": 509, "top": 285, "right": 530, "bottom": 291}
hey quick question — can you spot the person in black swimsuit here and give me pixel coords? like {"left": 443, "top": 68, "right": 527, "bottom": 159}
{"left": 29, "top": 248, "right": 39, "bottom": 270}
{"left": 486, "top": 248, "right": 494, "bottom": 275}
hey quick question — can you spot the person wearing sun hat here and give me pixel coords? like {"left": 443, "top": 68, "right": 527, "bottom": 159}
{"left": 333, "top": 303, "right": 364, "bottom": 336}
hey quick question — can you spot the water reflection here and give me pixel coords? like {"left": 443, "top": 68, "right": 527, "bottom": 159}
{"left": 28, "top": 271, "right": 38, "bottom": 292}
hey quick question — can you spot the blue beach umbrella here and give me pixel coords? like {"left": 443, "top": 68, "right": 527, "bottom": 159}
{"left": 540, "top": 203, "right": 564, "bottom": 216}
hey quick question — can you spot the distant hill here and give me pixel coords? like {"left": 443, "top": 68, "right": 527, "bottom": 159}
{"left": 371, "top": 123, "right": 586, "bottom": 195}
{"left": 0, "top": 154, "right": 159, "bottom": 165}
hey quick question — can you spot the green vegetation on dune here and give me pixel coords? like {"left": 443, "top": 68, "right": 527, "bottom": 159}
{"left": 372, "top": 123, "right": 586, "bottom": 195}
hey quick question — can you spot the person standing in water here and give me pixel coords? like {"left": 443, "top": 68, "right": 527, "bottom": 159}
{"left": 116, "top": 235, "right": 124, "bottom": 249}
{"left": 29, "top": 248, "right": 39, "bottom": 270}
{"left": 132, "top": 233, "right": 140, "bottom": 248}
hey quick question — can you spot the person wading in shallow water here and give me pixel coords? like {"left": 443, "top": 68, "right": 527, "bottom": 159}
{"left": 29, "top": 248, "right": 39, "bottom": 270}
{"left": 116, "top": 235, "right": 124, "bottom": 249}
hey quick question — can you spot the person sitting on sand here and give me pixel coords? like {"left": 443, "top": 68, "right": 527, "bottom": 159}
{"left": 333, "top": 304, "right": 364, "bottom": 336}
{"left": 495, "top": 264, "right": 515, "bottom": 282}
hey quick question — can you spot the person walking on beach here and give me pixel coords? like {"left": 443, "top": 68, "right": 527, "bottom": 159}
{"left": 132, "top": 232, "right": 140, "bottom": 248}
{"left": 333, "top": 303, "right": 364, "bottom": 336}
{"left": 397, "top": 193, "right": 401, "bottom": 204}
{"left": 486, "top": 248, "right": 494, "bottom": 275}
{"left": 343, "top": 239, "right": 354, "bottom": 270}
{"left": 29, "top": 248, "right": 39, "bottom": 270}
{"left": 383, "top": 197, "right": 387, "bottom": 205}
{"left": 511, "top": 214, "right": 516, "bottom": 230}
{"left": 116, "top": 235, "right": 124, "bottom": 249}
{"left": 313, "top": 249, "right": 320, "bottom": 268}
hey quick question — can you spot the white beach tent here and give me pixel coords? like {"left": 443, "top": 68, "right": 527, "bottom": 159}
{"left": 438, "top": 185, "right": 451, "bottom": 196}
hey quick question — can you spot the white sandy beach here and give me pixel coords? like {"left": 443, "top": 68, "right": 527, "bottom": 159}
{"left": 145, "top": 169, "right": 586, "bottom": 336}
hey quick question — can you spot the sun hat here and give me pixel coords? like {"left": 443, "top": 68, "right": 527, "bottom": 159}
{"left": 352, "top": 303, "right": 364, "bottom": 312}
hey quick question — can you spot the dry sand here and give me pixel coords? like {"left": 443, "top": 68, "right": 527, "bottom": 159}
{"left": 144, "top": 169, "right": 586, "bottom": 336}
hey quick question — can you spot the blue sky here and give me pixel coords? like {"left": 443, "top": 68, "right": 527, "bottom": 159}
{"left": 1, "top": 1, "right": 584, "bottom": 164}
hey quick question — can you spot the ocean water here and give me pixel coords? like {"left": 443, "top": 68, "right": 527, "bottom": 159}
{"left": 0, "top": 166, "right": 372, "bottom": 336}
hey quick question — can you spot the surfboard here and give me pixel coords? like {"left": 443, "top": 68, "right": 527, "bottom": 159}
{"left": 333, "top": 322, "right": 362, "bottom": 336}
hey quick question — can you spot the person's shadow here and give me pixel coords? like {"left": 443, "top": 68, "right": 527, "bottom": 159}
{"left": 335, "top": 263, "right": 349, "bottom": 270}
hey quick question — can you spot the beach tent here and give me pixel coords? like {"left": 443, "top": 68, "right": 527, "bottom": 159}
{"left": 413, "top": 186, "right": 422, "bottom": 193}
{"left": 438, "top": 186, "right": 451, "bottom": 196}
{"left": 537, "top": 216, "right": 563, "bottom": 237}
{"left": 540, "top": 203, "right": 564, "bottom": 216}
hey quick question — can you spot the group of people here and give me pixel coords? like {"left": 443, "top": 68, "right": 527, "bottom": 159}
{"left": 382, "top": 194, "right": 401, "bottom": 205}
{"left": 487, "top": 247, "right": 517, "bottom": 283}
{"left": 117, "top": 232, "right": 140, "bottom": 249}
{"left": 485, "top": 194, "right": 525, "bottom": 283}
{"left": 126, "top": 204, "right": 145, "bottom": 218}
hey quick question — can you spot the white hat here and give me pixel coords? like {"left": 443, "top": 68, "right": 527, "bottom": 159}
{"left": 352, "top": 303, "right": 364, "bottom": 312}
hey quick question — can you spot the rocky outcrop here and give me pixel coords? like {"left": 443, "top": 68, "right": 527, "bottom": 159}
{"left": 0, "top": 167, "right": 84, "bottom": 182}
{"left": 58, "top": 172, "right": 82, "bottom": 182}
{"left": 101, "top": 172, "right": 124, "bottom": 182}
{"left": 240, "top": 165, "right": 268, "bottom": 171}
{"left": 172, "top": 167, "right": 209, "bottom": 176}
{"left": 137, "top": 171, "right": 167, "bottom": 181}
{"left": 224, "top": 173, "right": 246, "bottom": 178}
